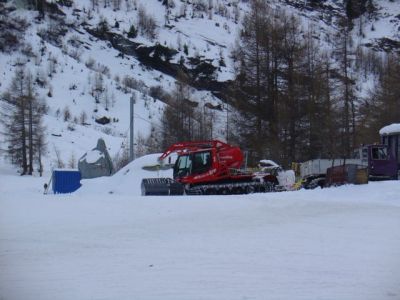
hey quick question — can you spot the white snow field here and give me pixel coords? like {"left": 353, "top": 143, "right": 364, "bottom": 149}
{"left": 1, "top": 156, "right": 400, "bottom": 300}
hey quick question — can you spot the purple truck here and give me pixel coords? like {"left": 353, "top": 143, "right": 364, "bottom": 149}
{"left": 352, "top": 144, "right": 398, "bottom": 180}
{"left": 380, "top": 123, "right": 400, "bottom": 179}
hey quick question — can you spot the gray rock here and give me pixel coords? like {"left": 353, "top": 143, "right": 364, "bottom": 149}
{"left": 78, "top": 138, "right": 114, "bottom": 179}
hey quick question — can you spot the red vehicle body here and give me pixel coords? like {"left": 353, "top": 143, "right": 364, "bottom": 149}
{"left": 163, "top": 140, "right": 249, "bottom": 184}
{"left": 141, "top": 140, "right": 274, "bottom": 195}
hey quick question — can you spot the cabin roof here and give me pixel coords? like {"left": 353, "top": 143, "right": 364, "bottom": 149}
{"left": 379, "top": 123, "right": 400, "bottom": 136}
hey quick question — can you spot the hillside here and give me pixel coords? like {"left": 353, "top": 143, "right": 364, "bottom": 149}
{"left": 1, "top": 0, "right": 400, "bottom": 174}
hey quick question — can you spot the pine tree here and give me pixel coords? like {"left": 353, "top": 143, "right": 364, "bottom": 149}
{"left": 359, "top": 53, "right": 400, "bottom": 143}
{"left": 232, "top": 1, "right": 344, "bottom": 165}
{"left": 336, "top": 17, "right": 357, "bottom": 157}
{"left": 279, "top": 13, "right": 305, "bottom": 164}
{"left": 0, "top": 68, "right": 46, "bottom": 175}
{"left": 161, "top": 76, "right": 204, "bottom": 148}
{"left": 233, "top": 0, "right": 271, "bottom": 162}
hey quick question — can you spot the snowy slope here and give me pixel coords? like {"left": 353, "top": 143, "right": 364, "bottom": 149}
{"left": 0, "top": 0, "right": 233, "bottom": 172}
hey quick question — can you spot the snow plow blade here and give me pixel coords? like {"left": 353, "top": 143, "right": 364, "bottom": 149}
{"left": 141, "top": 178, "right": 184, "bottom": 196}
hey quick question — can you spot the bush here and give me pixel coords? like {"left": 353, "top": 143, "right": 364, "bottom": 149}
{"left": 63, "top": 106, "right": 71, "bottom": 122}
{"left": 0, "top": 15, "right": 28, "bottom": 53}
{"left": 97, "top": 18, "right": 109, "bottom": 35}
{"left": 127, "top": 24, "right": 138, "bottom": 38}
{"left": 149, "top": 85, "right": 172, "bottom": 104}
{"left": 121, "top": 75, "right": 147, "bottom": 93}
{"left": 137, "top": 6, "right": 158, "bottom": 40}
{"left": 112, "top": 146, "right": 130, "bottom": 173}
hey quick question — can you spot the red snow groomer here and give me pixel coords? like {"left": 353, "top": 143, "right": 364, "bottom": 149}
{"left": 141, "top": 140, "right": 276, "bottom": 195}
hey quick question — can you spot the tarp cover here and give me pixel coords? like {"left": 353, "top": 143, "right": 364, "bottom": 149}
{"left": 78, "top": 138, "right": 113, "bottom": 179}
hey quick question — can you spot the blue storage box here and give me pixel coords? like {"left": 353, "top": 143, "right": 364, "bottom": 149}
{"left": 52, "top": 169, "right": 81, "bottom": 194}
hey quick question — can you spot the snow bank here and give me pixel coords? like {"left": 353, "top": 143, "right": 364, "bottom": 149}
{"left": 77, "top": 153, "right": 173, "bottom": 196}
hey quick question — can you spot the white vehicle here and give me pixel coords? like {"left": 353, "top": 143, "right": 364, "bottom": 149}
{"left": 256, "top": 160, "right": 296, "bottom": 191}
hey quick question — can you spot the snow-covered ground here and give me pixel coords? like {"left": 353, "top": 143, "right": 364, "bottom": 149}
{"left": 1, "top": 157, "right": 400, "bottom": 300}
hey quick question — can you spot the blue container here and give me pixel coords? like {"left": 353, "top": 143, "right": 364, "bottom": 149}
{"left": 52, "top": 169, "right": 81, "bottom": 194}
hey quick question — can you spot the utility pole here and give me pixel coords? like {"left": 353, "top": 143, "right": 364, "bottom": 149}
{"left": 130, "top": 93, "right": 136, "bottom": 162}
{"left": 226, "top": 104, "right": 229, "bottom": 143}
{"left": 164, "top": 0, "right": 170, "bottom": 26}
